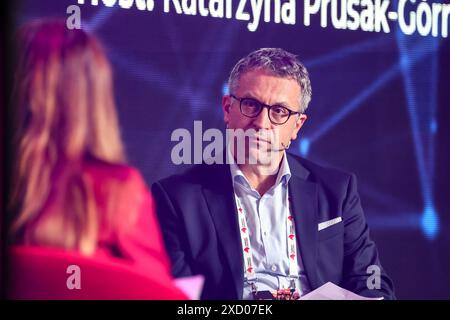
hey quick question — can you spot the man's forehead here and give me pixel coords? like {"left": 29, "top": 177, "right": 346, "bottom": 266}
{"left": 238, "top": 68, "right": 292, "bottom": 80}
{"left": 236, "top": 69, "right": 299, "bottom": 89}
{"left": 236, "top": 69, "right": 300, "bottom": 96}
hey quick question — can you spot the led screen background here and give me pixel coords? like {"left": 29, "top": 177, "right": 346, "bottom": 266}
{"left": 13, "top": 0, "right": 450, "bottom": 298}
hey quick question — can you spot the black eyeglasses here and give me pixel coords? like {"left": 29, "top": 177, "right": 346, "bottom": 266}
{"left": 230, "top": 94, "right": 301, "bottom": 125}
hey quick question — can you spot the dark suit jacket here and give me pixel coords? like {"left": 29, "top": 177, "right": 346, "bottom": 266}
{"left": 152, "top": 153, "right": 395, "bottom": 299}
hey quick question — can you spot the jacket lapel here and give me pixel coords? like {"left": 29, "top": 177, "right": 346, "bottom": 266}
{"left": 287, "top": 154, "right": 320, "bottom": 289}
{"left": 200, "top": 153, "right": 319, "bottom": 298}
{"left": 201, "top": 162, "right": 244, "bottom": 299}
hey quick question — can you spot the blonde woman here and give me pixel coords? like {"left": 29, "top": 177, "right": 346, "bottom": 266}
{"left": 9, "top": 20, "right": 171, "bottom": 282}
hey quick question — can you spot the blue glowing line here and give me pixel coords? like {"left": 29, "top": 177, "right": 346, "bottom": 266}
{"left": 166, "top": 22, "right": 240, "bottom": 117}
{"left": 305, "top": 36, "right": 392, "bottom": 69}
{"left": 307, "top": 40, "right": 436, "bottom": 144}
{"left": 308, "top": 63, "right": 400, "bottom": 143}
{"left": 430, "top": 119, "right": 437, "bottom": 135}
{"left": 161, "top": 13, "right": 186, "bottom": 73}
{"left": 85, "top": 7, "right": 117, "bottom": 32}
{"left": 428, "top": 40, "right": 440, "bottom": 183}
{"left": 301, "top": 156, "right": 417, "bottom": 219}
{"left": 222, "top": 83, "right": 229, "bottom": 96}
{"left": 421, "top": 204, "right": 439, "bottom": 240}
{"left": 358, "top": 182, "right": 417, "bottom": 213}
{"left": 396, "top": 39, "right": 433, "bottom": 205}
{"left": 366, "top": 213, "right": 422, "bottom": 230}
{"left": 110, "top": 51, "right": 209, "bottom": 110}
{"left": 196, "top": 22, "right": 241, "bottom": 98}
{"left": 178, "top": 21, "right": 240, "bottom": 96}
{"left": 394, "top": 1, "right": 441, "bottom": 239}
{"left": 299, "top": 139, "right": 310, "bottom": 157}
{"left": 110, "top": 51, "right": 174, "bottom": 90}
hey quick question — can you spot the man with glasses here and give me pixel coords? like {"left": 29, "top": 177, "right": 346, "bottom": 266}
{"left": 152, "top": 48, "right": 395, "bottom": 300}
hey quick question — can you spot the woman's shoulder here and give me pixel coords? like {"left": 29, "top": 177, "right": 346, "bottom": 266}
{"left": 83, "top": 158, "right": 144, "bottom": 182}
{"left": 81, "top": 159, "right": 153, "bottom": 227}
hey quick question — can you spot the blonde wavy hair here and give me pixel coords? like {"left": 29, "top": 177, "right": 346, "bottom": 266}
{"left": 10, "top": 20, "right": 125, "bottom": 255}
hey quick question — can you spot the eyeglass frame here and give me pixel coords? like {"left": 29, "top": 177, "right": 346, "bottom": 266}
{"left": 230, "top": 94, "right": 303, "bottom": 125}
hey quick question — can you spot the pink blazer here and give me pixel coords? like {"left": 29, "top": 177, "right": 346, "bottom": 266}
{"left": 83, "top": 160, "right": 172, "bottom": 280}
{"left": 21, "top": 160, "right": 173, "bottom": 283}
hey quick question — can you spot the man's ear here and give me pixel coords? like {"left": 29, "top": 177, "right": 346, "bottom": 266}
{"left": 291, "top": 114, "right": 307, "bottom": 141}
{"left": 222, "top": 95, "right": 232, "bottom": 124}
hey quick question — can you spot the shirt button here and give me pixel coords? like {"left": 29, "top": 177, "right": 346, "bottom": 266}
{"left": 271, "top": 265, "right": 277, "bottom": 272}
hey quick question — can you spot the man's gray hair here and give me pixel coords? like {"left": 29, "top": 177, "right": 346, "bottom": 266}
{"left": 228, "top": 48, "right": 312, "bottom": 113}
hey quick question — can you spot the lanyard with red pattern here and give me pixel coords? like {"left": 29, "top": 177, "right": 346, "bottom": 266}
{"left": 233, "top": 187, "right": 299, "bottom": 291}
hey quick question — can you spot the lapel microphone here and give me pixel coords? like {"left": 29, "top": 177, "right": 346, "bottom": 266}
{"left": 281, "top": 141, "right": 291, "bottom": 150}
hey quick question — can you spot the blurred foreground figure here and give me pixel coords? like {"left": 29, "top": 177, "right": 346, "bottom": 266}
{"left": 8, "top": 20, "right": 181, "bottom": 298}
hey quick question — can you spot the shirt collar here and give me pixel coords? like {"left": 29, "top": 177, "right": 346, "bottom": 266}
{"left": 227, "top": 142, "right": 291, "bottom": 189}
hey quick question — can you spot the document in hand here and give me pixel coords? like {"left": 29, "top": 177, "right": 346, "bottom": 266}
{"left": 174, "top": 275, "right": 205, "bottom": 300}
{"left": 299, "top": 282, "right": 384, "bottom": 300}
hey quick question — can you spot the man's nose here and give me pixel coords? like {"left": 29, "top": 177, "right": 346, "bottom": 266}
{"left": 251, "top": 108, "right": 272, "bottom": 129}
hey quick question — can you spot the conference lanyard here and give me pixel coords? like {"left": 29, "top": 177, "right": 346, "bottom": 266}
{"left": 233, "top": 185, "right": 299, "bottom": 291}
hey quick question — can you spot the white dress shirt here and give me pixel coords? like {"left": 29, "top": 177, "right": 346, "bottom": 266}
{"left": 227, "top": 146, "right": 311, "bottom": 299}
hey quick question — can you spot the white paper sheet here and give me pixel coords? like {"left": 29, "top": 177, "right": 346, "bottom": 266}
{"left": 299, "top": 282, "right": 384, "bottom": 300}
{"left": 174, "top": 275, "right": 205, "bottom": 300}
